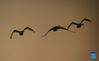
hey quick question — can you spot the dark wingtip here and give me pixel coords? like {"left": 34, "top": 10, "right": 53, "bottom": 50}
{"left": 10, "top": 37, "right": 12, "bottom": 39}
{"left": 31, "top": 30, "right": 35, "bottom": 33}
{"left": 84, "top": 18, "right": 92, "bottom": 22}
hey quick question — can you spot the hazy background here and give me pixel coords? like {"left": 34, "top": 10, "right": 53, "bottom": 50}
{"left": 0, "top": 0, "right": 99, "bottom": 61}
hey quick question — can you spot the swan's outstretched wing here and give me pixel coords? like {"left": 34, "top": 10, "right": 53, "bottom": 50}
{"left": 67, "top": 22, "right": 78, "bottom": 29}
{"left": 24, "top": 27, "right": 35, "bottom": 33}
{"left": 42, "top": 27, "right": 54, "bottom": 37}
{"left": 80, "top": 18, "right": 91, "bottom": 24}
{"left": 10, "top": 30, "right": 20, "bottom": 39}
{"left": 59, "top": 26, "right": 74, "bottom": 33}
{"left": 42, "top": 26, "right": 74, "bottom": 37}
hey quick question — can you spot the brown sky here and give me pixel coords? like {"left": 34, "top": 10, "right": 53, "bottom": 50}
{"left": 0, "top": 0, "right": 99, "bottom": 61}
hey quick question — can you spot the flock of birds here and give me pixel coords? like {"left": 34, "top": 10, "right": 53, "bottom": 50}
{"left": 10, "top": 18, "right": 91, "bottom": 39}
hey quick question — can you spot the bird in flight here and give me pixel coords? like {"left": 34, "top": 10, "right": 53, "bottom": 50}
{"left": 10, "top": 27, "right": 35, "bottom": 39}
{"left": 42, "top": 26, "right": 74, "bottom": 37}
{"left": 67, "top": 18, "right": 91, "bottom": 30}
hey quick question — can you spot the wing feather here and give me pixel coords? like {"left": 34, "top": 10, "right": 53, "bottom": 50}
{"left": 80, "top": 18, "right": 91, "bottom": 24}
{"left": 42, "top": 27, "right": 55, "bottom": 37}
{"left": 10, "top": 30, "right": 20, "bottom": 39}
{"left": 67, "top": 22, "right": 78, "bottom": 29}
{"left": 59, "top": 27, "right": 74, "bottom": 33}
{"left": 24, "top": 27, "right": 35, "bottom": 32}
